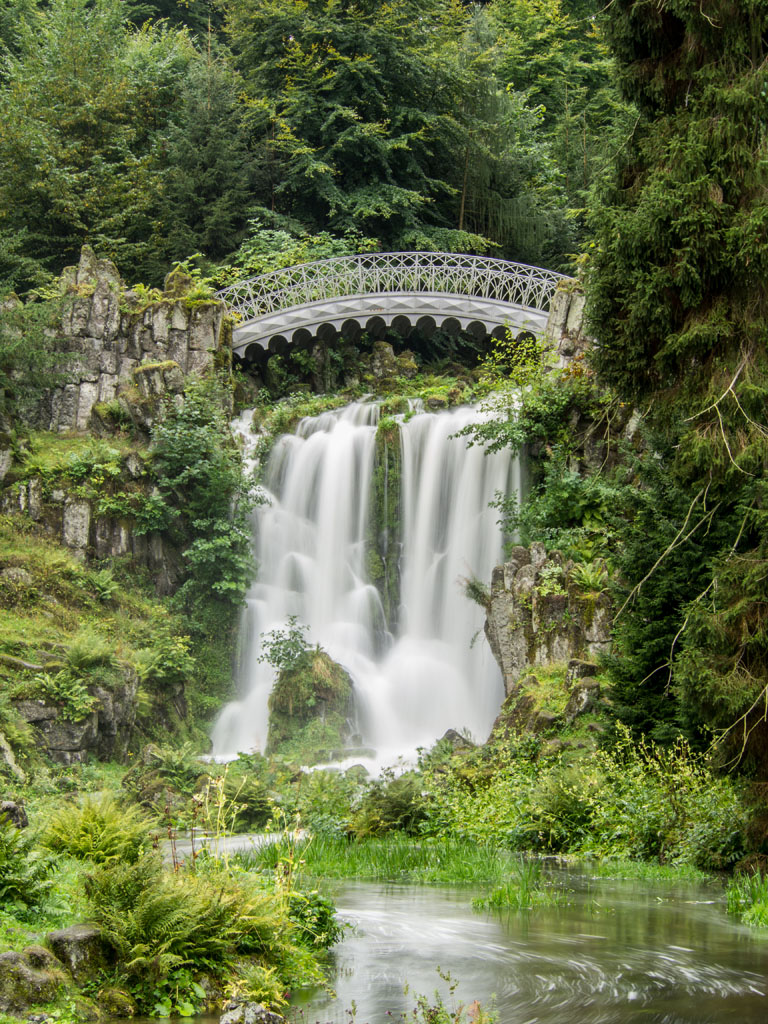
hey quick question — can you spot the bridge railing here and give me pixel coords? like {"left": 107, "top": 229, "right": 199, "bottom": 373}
{"left": 216, "top": 252, "right": 569, "bottom": 325}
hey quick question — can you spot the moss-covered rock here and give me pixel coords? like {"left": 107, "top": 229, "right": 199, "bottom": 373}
{"left": 267, "top": 649, "right": 353, "bottom": 763}
{"left": 365, "top": 417, "right": 401, "bottom": 635}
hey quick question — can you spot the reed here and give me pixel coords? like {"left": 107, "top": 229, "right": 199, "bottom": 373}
{"left": 237, "top": 835, "right": 519, "bottom": 885}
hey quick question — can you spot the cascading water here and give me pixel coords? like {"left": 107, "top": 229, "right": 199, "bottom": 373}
{"left": 211, "top": 402, "right": 520, "bottom": 765}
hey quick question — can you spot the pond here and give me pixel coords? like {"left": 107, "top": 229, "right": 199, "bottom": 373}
{"left": 288, "top": 870, "right": 767, "bottom": 1024}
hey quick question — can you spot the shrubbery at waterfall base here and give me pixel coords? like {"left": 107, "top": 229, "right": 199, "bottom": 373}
{"left": 420, "top": 730, "right": 747, "bottom": 870}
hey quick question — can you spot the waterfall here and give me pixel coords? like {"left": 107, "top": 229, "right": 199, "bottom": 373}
{"left": 211, "top": 402, "right": 519, "bottom": 765}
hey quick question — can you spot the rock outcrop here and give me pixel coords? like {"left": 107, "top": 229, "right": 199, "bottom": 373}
{"left": 43, "top": 246, "right": 229, "bottom": 434}
{"left": 485, "top": 544, "right": 611, "bottom": 698}
{"left": 543, "top": 281, "right": 589, "bottom": 369}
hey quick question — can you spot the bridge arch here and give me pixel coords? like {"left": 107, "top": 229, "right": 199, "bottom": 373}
{"left": 216, "top": 251, "right": 572, "bottom": 359}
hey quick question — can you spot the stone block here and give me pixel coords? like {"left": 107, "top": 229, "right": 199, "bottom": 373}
{"left": 167, "top": 330, "right": 190, "bottom": 370}
{"left": 189, "top": 306, "right": 217, "bottom": 350}
{"left": 0, "top": 448, "right": 11, "bottom": 483}
{"left": 187, "top": 346, "right": 213, "bottom": 373}
{"left": 98, "top": 350, "right": 118, "bottom": 375}
{"left": 57, "top": 385, "right": 79, "bottom": 431}
{"left": 565, "top": 292, "right": 586, "bottom": 335}
{"left": 68, "top": 297, "right": 91, "bottom": 336}
{"left": 170, "top": 303, "right": 190, "bottom": 331}
{"left": 62, "top": 499, "right": 91, "bottom": 553}
{"left": 27, "top": 477, "right": 42, "bottom": 520}
{"left": 41, "top": 712, "right": 99, "bottom": 753}
{"left": 98, "top": 373, "right": 118, "bottom": 403}
{"left": 76, "top": 381, "right": 100, "bottom": 430}
{"left": 14, "top": 701, "right": 58, "bottom": 725}
{"left": 149, "top": 303, "right": 170, "bottom": 343}
{"left": 86, "top": 281, "right": 120, "bottom": 341}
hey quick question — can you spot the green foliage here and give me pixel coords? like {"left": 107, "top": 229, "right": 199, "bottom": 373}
{"left": 32, "top": 670, "right": 98, "bottom": 723}
{"left": 0, "top": 296, "right": 62, "bottom": 418}
{"left": 257, "top": 616, "right": 310, "bottom": 673}
{"left": 422, "top": 727, "right": 747, "bottom": 869}
{"left": 472, "top": 858, "right": 564, "bottom": 911}
{"left": 350, "top": 771, "right": 428, "bottom": 839}
{"left": 0, "top": 821, "right": 55, "bottom": 916}
{"left": 84, "top": 852, "right": 330, "bottom": 1009}
{"left": 43, "top": 794, "right": 152, "bottom": 865}
{"left": 726, "top": 869, "right": 768, "bottom": 928}
{"left": 146, "top": 375, "right": 255, "bottom": 622}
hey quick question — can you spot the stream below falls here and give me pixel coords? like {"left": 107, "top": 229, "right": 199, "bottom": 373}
{"left": 289, "top": 872, "right": 767, "bottom": 1024}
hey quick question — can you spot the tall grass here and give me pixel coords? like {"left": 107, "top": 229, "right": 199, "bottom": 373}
{"left": 237, "top": 835, "right": 520, "bottom": 885}
{"left": 726, "top": 869, "right": 768, "bottom": 927}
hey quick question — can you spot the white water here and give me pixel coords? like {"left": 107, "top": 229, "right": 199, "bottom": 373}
{"left": 211, "top": 401, "right": 519, "bottom": 766}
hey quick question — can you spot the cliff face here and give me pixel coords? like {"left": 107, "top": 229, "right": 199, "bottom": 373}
{"left": 2, "top": 248, "right": 231, "bottom": 585}
{"left": 484, "top": 544, "right": 612, "bottom": 699}
{"left": 42, "top": 247, "right": 227, "bottom": 434}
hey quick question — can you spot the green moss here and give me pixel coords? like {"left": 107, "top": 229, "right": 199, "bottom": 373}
{"left": 132, "top": 360, "right": 180, "bottom": 376}
{"left": 364, "top": 417, "right": 401, "bottom": 632}
{"left": 267, "top": 648, "right": 353, "bottom": 761}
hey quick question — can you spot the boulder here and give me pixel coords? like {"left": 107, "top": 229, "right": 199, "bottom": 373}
{"left": 220, "top": 1000, "right": 286, "bottom": 1024}
{"left": 440, "top": 728, "right": 476, "bottom": 750}
{"left": 565, "top": 659, "right": 599, "bottom": 687}
{"left": 46, "top": 925, "right": 111, "bottom": 983}
{"left": 0, "top": 800, "right": 29, "bottom": 828}
{"left": 0, "top": 951, "right": 62, "bottom": 1013}
{"left": 98, "top": 987, "right": 137, "bottom": 1018}
{"left": 564, "top": 678, "right": 601, "bottom": 724}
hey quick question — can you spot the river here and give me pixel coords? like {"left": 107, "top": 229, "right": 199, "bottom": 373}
{"left": 289, "top": 871, "right": 767, "bottom": 1023}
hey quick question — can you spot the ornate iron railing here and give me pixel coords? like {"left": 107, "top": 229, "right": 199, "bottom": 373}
{"left": 216, "top": 252, "right": 569, "bottom": 324}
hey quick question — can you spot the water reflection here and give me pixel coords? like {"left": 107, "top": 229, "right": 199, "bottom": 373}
{"left": 289, "top": 872, "right": 768, "bottom": 1024}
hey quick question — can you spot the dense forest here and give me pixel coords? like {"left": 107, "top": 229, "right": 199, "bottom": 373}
{"left": 0, "top": 0, "right": 632, "bottom": 291}
{"left": 3, "top": 1, "right": 768, "bottom": 1021}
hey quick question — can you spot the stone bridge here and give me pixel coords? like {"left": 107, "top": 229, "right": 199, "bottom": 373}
{"left": 216, "top": 251, "right": 572, "bottom": 360}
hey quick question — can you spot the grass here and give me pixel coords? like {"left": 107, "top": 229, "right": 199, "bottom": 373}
{"left": 572, "top": 857, "right": 714, "bottom": 884}
{"left": 726, "top": 868, "right": 768, "bottom": 927}
{"left": 239, "top": 834, "right": 535, "bottom": 886}
{"left": 472, "top": 857, "right": 568, "bottom": 910}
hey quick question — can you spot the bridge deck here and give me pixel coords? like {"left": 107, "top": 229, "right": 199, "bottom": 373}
{"left": 216, "top": 252, "right": 570, "bottom": 356}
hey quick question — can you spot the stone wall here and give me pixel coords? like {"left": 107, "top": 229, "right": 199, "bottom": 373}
{"left": 41, "top": 246, "right": 227, "bottom": 433}
{"left": 484, "top": 543, "right": 612, "bottom": 699}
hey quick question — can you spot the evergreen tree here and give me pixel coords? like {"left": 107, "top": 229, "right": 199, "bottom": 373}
{"left": 587, "top": 0, "right": 768, "bottom": 768}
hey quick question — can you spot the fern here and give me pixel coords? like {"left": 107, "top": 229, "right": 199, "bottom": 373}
{"left": 43, "top": 794, "right": 151, "bottom": 865}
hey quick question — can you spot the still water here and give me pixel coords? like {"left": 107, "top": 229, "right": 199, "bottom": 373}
{"left": 289, "top": 872, "right": 767, "bottom": 1024}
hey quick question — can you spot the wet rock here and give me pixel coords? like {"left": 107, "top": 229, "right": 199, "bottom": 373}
{"left": 0, "top": 951, "right": 62, "bottom": 1013}
{"left": 531, "top": 710, "right": 559, "bottom": 735}
{"left": 220, "top": 999, "right": 286, "bottom": 1024}
{"left": 22, "top": 947, "right": 63, "bottom": 972}
{"left": 484, "top": 550, "right": 613, "bottom": 700}
{"left": 47, "top": 925, "right": 111, "bottom": 983}
{"left": 62, "top": 499, "right": 91, "bottom": 556}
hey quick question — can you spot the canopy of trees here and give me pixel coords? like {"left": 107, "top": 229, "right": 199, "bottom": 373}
{"left": 0, "top": 0, "right": 626, "bottom": 290}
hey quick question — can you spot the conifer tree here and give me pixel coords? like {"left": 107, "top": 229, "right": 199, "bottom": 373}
{"left": 587, "top": 1, "right": 768, "bottom": 768}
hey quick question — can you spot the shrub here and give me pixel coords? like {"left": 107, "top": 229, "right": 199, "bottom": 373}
{"left": 43, "top": 794, "right": 152, "bottom": 865}
{"left": 350, "top": 772, "right": 428, "bottom": 838}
